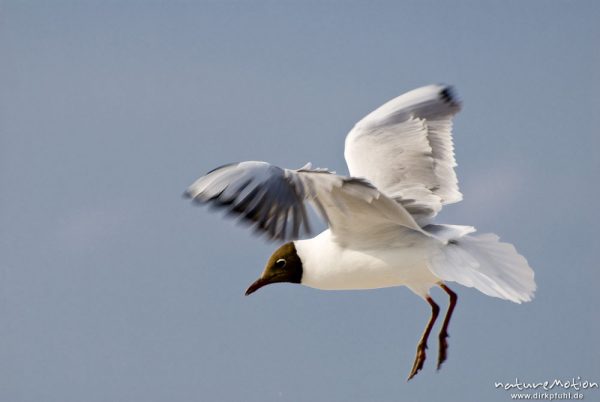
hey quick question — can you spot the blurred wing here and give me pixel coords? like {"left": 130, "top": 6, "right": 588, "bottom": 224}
{"left": 185, "top": 161, "right": 426, "bottom": 242}
{"left": 344, "top": 84, "right": 462, "bottom": 220}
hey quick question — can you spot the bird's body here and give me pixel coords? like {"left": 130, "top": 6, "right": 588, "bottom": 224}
{"left": 185, "top": 84, "right": 535, "bottom": 379}
{"left": 296, "top": 229, "right": 437, "bottom": 293}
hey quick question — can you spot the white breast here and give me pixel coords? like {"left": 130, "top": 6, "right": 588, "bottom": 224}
{"left": 294, "top": 230, "right": 441, "bottom": 294}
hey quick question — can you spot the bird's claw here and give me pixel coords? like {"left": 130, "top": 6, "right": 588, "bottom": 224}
{"left": 407, "top": 343, "right": 427, "bottom": 381}
{"left": 437, "top": 331, "right": 449, "bottom": 370}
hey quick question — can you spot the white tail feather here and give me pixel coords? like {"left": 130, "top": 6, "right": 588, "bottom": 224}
{"left": 427, "top": 225, "right": 535, "bottom": 303}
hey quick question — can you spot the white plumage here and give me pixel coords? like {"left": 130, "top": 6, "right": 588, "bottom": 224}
{"left": 345, "top": 84, "right": 462, "bottom": 221}
{"left": 186, "top": 84, "right": 536, "bottom": 378}
{"left": 427, "top": 225, "right": 534, "bottom": 303}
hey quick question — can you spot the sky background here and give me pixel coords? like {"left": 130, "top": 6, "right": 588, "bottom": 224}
{"left": 1, "top": 1, "right": 599, "bottom": 401}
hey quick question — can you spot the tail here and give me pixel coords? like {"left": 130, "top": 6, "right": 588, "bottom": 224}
{"left": 425, "top": 224, "right": 536, "bottom": 303}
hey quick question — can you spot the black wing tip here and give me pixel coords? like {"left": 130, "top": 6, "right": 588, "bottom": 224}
{"left": 438, "top": 85, "right": 461, "bottom": 107}
{"left": 183, "top": 163, "right": 236, "bottom": 199}
{"left": 194, "top": 192, "right": 303, "bottom": 242}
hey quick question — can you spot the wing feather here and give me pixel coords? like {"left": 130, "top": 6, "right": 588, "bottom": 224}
{"left": 344, "top": 84, "right": 462, "bottom": 220}
{"left": 185, "top": 161, "right": 426, "bottom": 242}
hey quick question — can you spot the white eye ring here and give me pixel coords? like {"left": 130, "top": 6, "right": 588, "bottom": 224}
{"left": 276, "top": 258, "right": 286, "bottom": 268}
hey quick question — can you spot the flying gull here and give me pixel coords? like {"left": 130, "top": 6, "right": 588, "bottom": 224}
{"left": 185, "top": 84, "right": 536, "bottom": 379}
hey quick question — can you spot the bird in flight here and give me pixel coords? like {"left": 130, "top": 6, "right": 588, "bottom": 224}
{"left": 184, "top": 84, "right": 535, "bottom": 380}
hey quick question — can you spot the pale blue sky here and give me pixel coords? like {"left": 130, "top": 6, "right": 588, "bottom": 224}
{"left": 1, "top": 1, "right": 599, "bottom": 401}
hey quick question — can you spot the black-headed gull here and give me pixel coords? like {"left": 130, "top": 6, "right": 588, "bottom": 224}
{"left": 185, "top": 84, "right": 535, "bottom": 379}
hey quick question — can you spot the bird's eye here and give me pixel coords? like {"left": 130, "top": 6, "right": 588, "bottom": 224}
{"left": 275, "top": 258, "right": 286, "bottom": 268}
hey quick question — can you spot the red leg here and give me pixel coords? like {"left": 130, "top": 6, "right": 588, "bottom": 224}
{"left": 437, "top": 283, "right": 458, "bottom": 370}
{"left": 407, "top": 296, "right": 440, "bottom": 380}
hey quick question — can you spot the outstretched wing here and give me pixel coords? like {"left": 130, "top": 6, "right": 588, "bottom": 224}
{"left": 344, "top": 84, "right": 462, "bottom": 220}
{"left": 185, "top": 161, "right": 426, "bottom": 242}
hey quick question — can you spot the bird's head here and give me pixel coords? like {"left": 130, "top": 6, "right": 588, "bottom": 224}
{"left": 245, "top": 242, "right": 303, "bottom": 295}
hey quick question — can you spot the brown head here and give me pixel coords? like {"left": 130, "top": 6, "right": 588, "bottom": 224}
{"left": 245, "top": 242, "right": 303, "bottom": 295}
